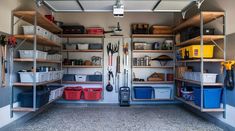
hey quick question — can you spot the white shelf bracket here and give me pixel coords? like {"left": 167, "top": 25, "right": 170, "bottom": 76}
{"left": 211, "top": 38, "right": 224, "bottom": 53}
{"left": 196, "top": 0, "right": 205, "bottom": 9}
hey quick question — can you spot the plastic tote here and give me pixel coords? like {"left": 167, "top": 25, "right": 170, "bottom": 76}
{"left": 193, "top": 87, "right": 222, "bottom": 108}
{"left": 64, "top": 87, "right": 83, "bottom": 100}
{"left": 134, "top": 86, "right": 153, "bottom": 99}
{"left": 154, "top": 88, "right": 171, "bottom": 99}
{"left": 179, "top": 45, "right": 214, "bottom": 59}
{"left": 83, "top": 88, "right": 102, "bottom": 100}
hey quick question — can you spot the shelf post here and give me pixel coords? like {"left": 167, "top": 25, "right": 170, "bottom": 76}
{"left": 200, "top": 11, "right": 204, "bottom": 111}
{"left": 33, "top": 11, "right": 38, "bottom": 111}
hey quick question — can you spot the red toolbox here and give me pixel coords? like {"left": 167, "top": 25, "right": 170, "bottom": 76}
{"left": 87, "top": 28, "right": 104, "bottom": 35}
{"left": 64, "top": 86, "right": 82, "bottom": 100}
{"left": 83, "top": 88, "right": 102, "bottom": 100}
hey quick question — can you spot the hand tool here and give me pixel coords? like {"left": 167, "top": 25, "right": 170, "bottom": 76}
{"left": 123, "top": 42, "right": 129, "bottom": 66}
{"left": 107, "top": 43, "right": 112, "bottom": 66}
{"left": 106, "top": 68, "right": 114, "bottom": 92}
{"left": 115, "top": 41, "right": 121, "bottom": 93}
{"left": 0, "top": 35, "right": 7, "bottom": 87}
{"left": 221, "top": 60, "right": 235, "bottom": 90}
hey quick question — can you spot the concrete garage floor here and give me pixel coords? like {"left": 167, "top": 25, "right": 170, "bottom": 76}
{"left": 13, "top": 105, "right": 222, "bottom": 131}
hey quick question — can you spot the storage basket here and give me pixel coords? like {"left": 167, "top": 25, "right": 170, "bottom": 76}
{"left": 83, "top": 88, "right": 102, "bottom": 100}
{"left": 19, "top": 72, "right": 44, "bottom": 83}
{"left": 76, "top": 74, "right": 87, "bottom": 82}
{"left": 181, "top": 89, "right": 193, "bottom": 101}
{"left": 154, "top": 88, "right": 171, "bottom": 99}
{"left": 19, "top": 50, "right": 48, "bottom": 59}
{"left": 78, "top": 44, "right": 89, "bottom": 50}
{"left": 22, "top": 26, "right": 44, "bottom": 36}
{"left": 149, "top": 25, "right": 173, "bottom": 34}
{"left": 193, "top": 87, "right": 222, "bottom": 108}
{"left": 64, "top": 87, "right": 83, "bottom": 100}
{"left": 87, "top": 27, "right": 104, "bottom": 34}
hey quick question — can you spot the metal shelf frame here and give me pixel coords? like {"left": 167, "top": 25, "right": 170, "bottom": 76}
{"left": 10, "top": 9, "right": 62, "bottom": 117}
{"left": 174, "top": 11, "right": 226, "bottom": 116}
{"left": 130, "top": 34, "right": 175, "bottom": 101}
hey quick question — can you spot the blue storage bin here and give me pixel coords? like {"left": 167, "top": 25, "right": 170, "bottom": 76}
{"left": 18, "top": 90, "right": 50, "bottom": 108}
{"left": 134, "top": 86, "right": 153, "bottom": 99}
{"left": 193, "top": 87, "right": 222, "bottom": 108}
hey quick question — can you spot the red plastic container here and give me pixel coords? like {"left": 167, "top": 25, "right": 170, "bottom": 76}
{"left": 83, "top": 88, "right": 102, "bottom": 100}
{"left": 64, "top": 86, "right": 82, "bottom": 100}
{"left": 45, "top": 15, "right": 54, "bottom": 22}
{"left": 87, "top": 28, "right": 104, "bottom": 35}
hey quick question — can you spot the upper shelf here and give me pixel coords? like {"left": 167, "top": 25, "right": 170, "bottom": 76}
{"left": 173, "top": 12, "right": 225, "bottom": 32}
{"left": 14, "top": 35, "right": 61, "bottom": 47}
{"left": 131, "top": 34, "right": 174, "bottom": 38}
{"left": 61, "top": 49, "right": 103, "bottom": 52}
{"left": 175, "top": 35, "right": 225, "bottom": 47}
{"left": 13, "top": 11, "right": 62, "bottom": 33}
{"left": 176, "top": 59, "right": 224, "bottom": 63}
{"left": 60, "top": 34, "right": 105, "bottom": 38}
{"left": 133, "top": 50, "right": 173, "bottom": 53}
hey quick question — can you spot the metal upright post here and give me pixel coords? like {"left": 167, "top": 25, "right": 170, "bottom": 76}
{"left": 223, "top": 12, "right": 227, "bottom": 118}
{"left": 200, "top": 11, "right": 204, "bottom": 111}
{"left": 33, "top": 11, "right": 37, "bottom": 111}
{"left": 10, "top": 11, "right": 14, "bottom": 118}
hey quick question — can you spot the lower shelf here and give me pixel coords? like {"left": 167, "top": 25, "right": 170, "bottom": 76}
{"left": 62, "top": 81, "right": 103, "bottom": 84}
{"left": 13, "top": 79, "right": 61, "bottom": 87}
{"left": 175, "top": 97, "right": 225, "bottom": 112}
{"left": 133, "top": 81, "right": 174, "bottom": 84}
{"left": 132, "top": 98, "right": 173, "bottom": 101}
{"left": 12, "top": 97, "right": 61, "bottom": 112}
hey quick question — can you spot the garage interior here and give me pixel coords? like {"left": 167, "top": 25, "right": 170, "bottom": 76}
{"left": 0, "top": 0, "right": 235, "bottom": 131}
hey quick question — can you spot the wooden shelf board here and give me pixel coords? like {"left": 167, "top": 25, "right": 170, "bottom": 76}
{"left": 61, "top": 50, "right": 103, "bottom": 52}
{"left": 14, "top": 35, "right": 61, "bottom": 47}
{"left": 13, "top": 11, "right": 62, "bottom": 33}
{"left": 133, "top": 66, "right": 173, "bottom": 69}
{"left": 14, "top": 79, "right": 61, "bottom": 87}
{"left": 12, "top": 97, "right": 61, "bottom": 112}
{"left": 175, "top": 78, "right": 223, "bottom": 86}
{"left": 63, "top": 65, "right": 102, "bottom": 68}
{"left": 59, "top": 34, "right": 104, "bottom": 38}
{"left": 133, "top": 50, "right": 173, "bottom": 53}
{"left": 133, "top": 81, "right": 174, "bottom": 84}
{"left": 173, "top": 12, "right": 225, "bottom": 32}
{"left": 62, "top": 81, "right": 103, "bottom": 84}
{"left": 132, "top": 99, "right": 173, "bottom": 101}
{"left": 131, "top": 34, "right": 174, "bottom": 38}
{"left": 14, "top": 58, "right": 61, "bottom": 63}
{"left": 175, "top": 97, "right": 225, "bottom": 112}
{"left": 175, "top": 35, "right": 225, "bottom": 47}
{"left": 176, "top": 59, "right": 224, "bottom": 63}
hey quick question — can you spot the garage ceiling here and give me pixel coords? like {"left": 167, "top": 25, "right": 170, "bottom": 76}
{"left": 43, "top": 0, "right": 196, "bottom": 12}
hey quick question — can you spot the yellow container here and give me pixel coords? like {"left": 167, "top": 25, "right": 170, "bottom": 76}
{"left": 179, "top": 45, "right": 214, "bottom": 59}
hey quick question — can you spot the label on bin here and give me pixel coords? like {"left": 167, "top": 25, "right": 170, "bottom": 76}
{"left": 194, "top": 49, "right": 198, "bottom": 56}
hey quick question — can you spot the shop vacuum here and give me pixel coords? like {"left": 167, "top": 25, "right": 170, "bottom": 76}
{"left": 119, "top": 86, "right": 130, "bottom": 106}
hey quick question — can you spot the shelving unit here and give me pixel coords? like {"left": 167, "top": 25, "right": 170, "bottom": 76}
{"left": 131, "top": 34, "right": 175, "bottom": 101}
{"left": 10, "top": 10, "right": 63, "bottom": 117}
{"left": 61, "top": 34, "right": 104, "bottom": 89}
{"left": 174, "top": 11, "right": 226, "bottom": 115}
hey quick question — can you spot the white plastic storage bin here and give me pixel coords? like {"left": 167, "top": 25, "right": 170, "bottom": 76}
{"left": 19, "top": 50, "right": 47, "bottom": 59}
{"left": 66, "top": 44, "right": 77, "bottom": 50}
{"left": 76, "top": 74, "right": 87, "bottom": 82}
{"left": 47, "top": 54, "right": 62, "bottom": 61}
{"left": 154, "top": 88, "right": 171, "bottom": 99}
{"left": 19, "top": 72, "right": 44, "bottom": 83}
{"left": 78, "top": 44, "right": 89, "bottom": 50}
{"left": 22, "top": 26, "right": 44, "bottom": 36}
{"left": 193, "top": 72, "right": 217, "bottom": 83}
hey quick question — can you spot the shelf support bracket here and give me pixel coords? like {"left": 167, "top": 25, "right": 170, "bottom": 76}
{"left": 211, "top": 38, "right": 224, "bottom": 53}
{"left": 196, "top": 0, "right": 205, "bottom": 9}
{"left": 14, "top": 38, "right": 27, "bottom": 51}
{"left": 14, "top": 16, "right": 24, "bottom": 25}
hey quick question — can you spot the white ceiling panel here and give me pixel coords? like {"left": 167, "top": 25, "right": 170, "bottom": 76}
{"left": 123, "top": 0, "right": 159, "bottom": 12}
{"left": 79, "top": 0, "right": 115, "bottom": 12}
{"left": 43, "top": 0, "right": 196, "bottom": 12}
{"left": 44, "top": 0, "right": 82, "bottom": 12}
{"left": 155, "top": 0, "right": 194, "bottom": 12}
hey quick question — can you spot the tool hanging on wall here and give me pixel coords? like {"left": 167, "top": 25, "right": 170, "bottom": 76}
{"left": 0, "top": 35, "right": 8, "bottom": 87}
{"left": 106, "top": 69, "right": 114, "bottom": 92}
{"left": 107, "top": 43, "right": 119, "bottom": 66}
{"left": 221, "top": 60, "right": 235, "bottom": 90}
{"left": 104, "top": 22, "right": 123, "bottom": 36}
{"left": 115, "top": 41, "right": 121, "bottom": 93}
{"left": 123, "top": 42, "right": 128, "bottom": 66}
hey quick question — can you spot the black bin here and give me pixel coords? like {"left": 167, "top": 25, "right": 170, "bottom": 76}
{"left": 18, "top": 90, "right": 50, "bottom": 108}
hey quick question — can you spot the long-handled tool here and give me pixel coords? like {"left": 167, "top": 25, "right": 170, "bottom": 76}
{"left": 106, "top": 68, "right": 114, "bottom": 92}
{"left": 221, "top": 60, "right": 235, "bottom": 90}
{"left": 0, "top": 35, "right": 7, "bottom": 87}
{"left": 115, "top": 41, "right": 121, "bottom": 93}
{"left": 123, "top": 42, "right": 129, "bottom": 66}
